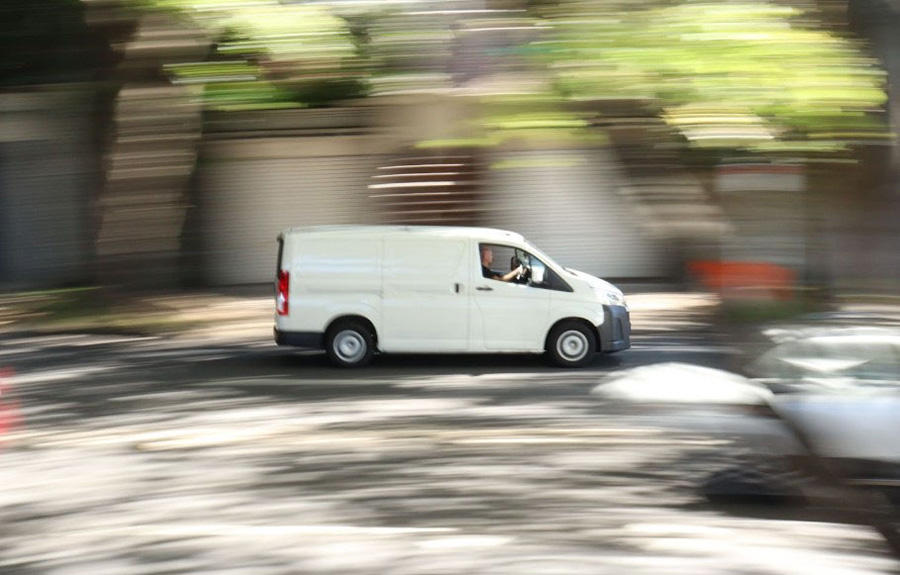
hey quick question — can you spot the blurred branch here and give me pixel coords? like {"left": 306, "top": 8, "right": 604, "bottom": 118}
{"left": 532, "top": 1, "right": 889, "bottom": 154}
{"left": 146, "top": 0, "right": 372, "bottom": 108}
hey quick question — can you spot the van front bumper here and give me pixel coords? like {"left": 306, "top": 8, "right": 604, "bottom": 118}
{"left": 599, "top": 305, "right": 631, "bottom": 353}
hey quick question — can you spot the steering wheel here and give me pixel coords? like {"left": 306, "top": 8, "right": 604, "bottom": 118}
{"left": 514, "top": 259, "right": 531, "bottom": 284}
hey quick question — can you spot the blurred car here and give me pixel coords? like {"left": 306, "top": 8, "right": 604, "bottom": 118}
{"left": 592, "top": 363, "right": 808, "bottom": 503}
{"left": 592, "top": 362, "right": 900, "bottom": 552}
{"left": 746, "top": 328, "right": 900, "bottom": 393}
{"left": 745, "top": 326, "right": 900, "bottom": 507}
{"left": 771, "top": 391, "right": 900, "bottom": 494}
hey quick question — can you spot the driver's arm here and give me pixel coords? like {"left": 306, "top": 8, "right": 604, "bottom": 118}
{"left": 497, "top": 266, "right": 523, "bottom": 282}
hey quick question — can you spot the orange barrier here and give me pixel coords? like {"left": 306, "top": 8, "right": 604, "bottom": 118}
{"left": 689, "top": 260, "right": 795, "bottom": 301}
{"left": 0, "top": 369, "right": 23, "bottom": 441}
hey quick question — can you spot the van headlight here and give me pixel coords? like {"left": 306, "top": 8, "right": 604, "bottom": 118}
{"left": 593, "top": 287, "right": 627, "bottom": 309}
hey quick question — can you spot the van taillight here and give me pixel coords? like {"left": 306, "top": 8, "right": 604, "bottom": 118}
{"left": 276, "top": 270, "right": 289, "bottom": 316}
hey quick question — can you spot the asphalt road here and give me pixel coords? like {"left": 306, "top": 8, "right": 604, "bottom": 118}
{"left": 0, "top": 302, "right": 896, "bottom": 574}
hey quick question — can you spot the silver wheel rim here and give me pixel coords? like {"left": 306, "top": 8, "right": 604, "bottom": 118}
{"left": 334, "top": 330, "right": 366, "bottom": 363}
{"left": 557, "top": 329, "right": 589, "bottom": 362}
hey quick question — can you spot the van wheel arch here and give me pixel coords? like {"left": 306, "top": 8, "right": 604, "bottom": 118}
{"left": 326, "top": 316, "right": 378, "bottom": 346}
{"left": 544, "top": 318, "right": 600, "bottom": 368}
{"left": 324, "top": 316, "right": 378, "bottom": 368}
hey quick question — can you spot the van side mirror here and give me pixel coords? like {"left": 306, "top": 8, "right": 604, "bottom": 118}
{"left": 531, "top": 261, "right": 545, "bottom": 285}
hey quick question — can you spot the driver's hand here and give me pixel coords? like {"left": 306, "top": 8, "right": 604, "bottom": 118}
{"left": 516, "top": 265, "right": 525, "bottom": 275}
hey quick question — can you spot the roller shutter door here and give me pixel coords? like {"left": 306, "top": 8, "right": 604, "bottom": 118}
{"left": 204, "top": 153, "right": 383, "bottom": 285}
{"left": 484, "top": 149, "right": 665, "bottom": 278}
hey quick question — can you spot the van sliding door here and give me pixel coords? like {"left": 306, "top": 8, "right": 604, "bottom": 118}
{"left": 380, "top": 238, "right": 470, "bottom": 352}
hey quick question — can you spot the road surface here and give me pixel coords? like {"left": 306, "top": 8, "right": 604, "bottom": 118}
{"left": 0, "top": 294, "right": 895, "bottom": 574}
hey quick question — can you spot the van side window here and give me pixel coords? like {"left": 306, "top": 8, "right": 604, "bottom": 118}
{"left": 479, "top": 244, "right": 518, "bottom": 282}
{"left": 478, "top": 243, "right": 572, "bottom": 292}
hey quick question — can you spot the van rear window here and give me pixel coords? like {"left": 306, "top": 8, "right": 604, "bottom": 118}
{"left": 276, "top": 237, "right": 284, "bottom": 274}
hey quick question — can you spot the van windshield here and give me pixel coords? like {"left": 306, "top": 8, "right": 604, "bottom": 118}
{"left": 523, "top": 239, "right": 563, "bottom": 272}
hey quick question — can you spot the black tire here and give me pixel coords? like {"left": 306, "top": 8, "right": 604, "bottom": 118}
{"left": 546, "top": 321, "right": 597, "bottom": 368}
{"left": 325, "top": 320, "right": 375, "bottom": 368}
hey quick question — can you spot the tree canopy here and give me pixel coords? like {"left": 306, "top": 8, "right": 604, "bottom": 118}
{"left": 537, "top": 1, "right": 888, "bottom": 151}
{"left": 111, "top": 0, "right": 892, "bottom": 151}
{"left": 156, "top": 0, "right": 368, "bottom": 108}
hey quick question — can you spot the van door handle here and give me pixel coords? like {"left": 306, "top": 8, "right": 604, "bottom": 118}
{"left": 476, "top": 286, "right": 493, "bottom": 291}
{"left": 455, "top": 283, "right": 461, "bottom": 293}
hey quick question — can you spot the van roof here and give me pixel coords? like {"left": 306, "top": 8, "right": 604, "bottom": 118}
{"left": 281, "top": 225, "right": 525, "bottom": 243}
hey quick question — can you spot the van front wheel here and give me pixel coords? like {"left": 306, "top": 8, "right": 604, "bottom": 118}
{"left": 325, "top": 321, "right": 375, "bottom": 368}
{"left": 547, "top": 322, "right": 596, "bottom": 368}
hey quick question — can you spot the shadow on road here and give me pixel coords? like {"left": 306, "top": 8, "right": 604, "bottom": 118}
{"left": 270, "top": 349, "right": 626, "bottom": 375}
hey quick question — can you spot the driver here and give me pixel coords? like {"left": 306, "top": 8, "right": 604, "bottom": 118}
{"left": 481, "top": 246, "right": 523, "bottom": 282}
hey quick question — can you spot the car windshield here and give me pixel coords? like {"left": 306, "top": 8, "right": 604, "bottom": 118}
{"left": 750, "top": 334, "right": 900, "bottom": 383}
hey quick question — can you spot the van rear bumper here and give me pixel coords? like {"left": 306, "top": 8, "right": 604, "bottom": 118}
{"left": 275, "top": 328, "right": 324, "bottom": 349}
{"left": 599, "top": 305, "right": 631, "bottom": 353}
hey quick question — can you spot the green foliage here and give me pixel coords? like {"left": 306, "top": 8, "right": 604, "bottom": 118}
{"left": 536, "top": 1, "right": 888, "bottom": 151}
{"left": 153, "top": 0, "right": 369, "bottom": 108}
{"left": 467, "top": 90, "right": 605, "bottom": 149}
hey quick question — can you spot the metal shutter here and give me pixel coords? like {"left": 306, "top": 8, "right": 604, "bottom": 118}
{"left": 204, "top": 150, "right": 384, "bottom": 285}
{"left": 1, "top": 140, "right": 91, "bottom": 288}
{"left": 483, "top": 149, "right": 665, "bottom": 278}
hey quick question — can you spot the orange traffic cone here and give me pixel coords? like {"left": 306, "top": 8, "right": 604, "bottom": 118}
{"left": 0, "top": 368, "right": 23, "bottom": 441}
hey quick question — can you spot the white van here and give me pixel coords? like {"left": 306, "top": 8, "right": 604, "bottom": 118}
{"left": 274, "top": 226, "right": 630, "bottom": 367}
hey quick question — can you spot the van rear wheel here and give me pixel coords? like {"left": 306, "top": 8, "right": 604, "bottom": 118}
{"left": 325, "top": 321, "right": 375, "bottom": 368}
{"left": 547, "top": 321, "right": 596, "bottom": 368}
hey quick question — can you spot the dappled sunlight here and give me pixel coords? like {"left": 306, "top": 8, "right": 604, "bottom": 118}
{"left": 3, "top": 324, "right": 898, "bottom": 572}
{"left": 3, "top": 0, "right": 900, "bottom": 571}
